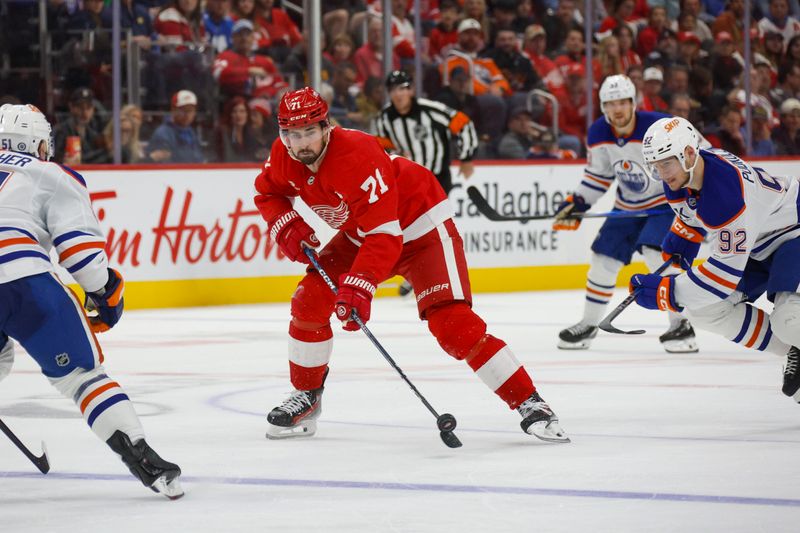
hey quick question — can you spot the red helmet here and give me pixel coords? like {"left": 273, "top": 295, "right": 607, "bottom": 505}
{"left": 277, "top": 88, "right": 329, "bottom": 129}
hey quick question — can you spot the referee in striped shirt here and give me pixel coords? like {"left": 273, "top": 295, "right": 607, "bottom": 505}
{"left": 375, "top": 70, "right": 478, "bottom": 194}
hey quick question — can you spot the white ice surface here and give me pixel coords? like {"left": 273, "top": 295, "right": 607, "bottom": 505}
{"left": 1, "top": 290, "right": 799, "bottom": 532}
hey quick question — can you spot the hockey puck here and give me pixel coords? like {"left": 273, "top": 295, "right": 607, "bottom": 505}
{"left": 437, "top": 413, "right": 457, "bottom": 432}
{"left": 439, "top": 430, "right": 463, "bottom": 448}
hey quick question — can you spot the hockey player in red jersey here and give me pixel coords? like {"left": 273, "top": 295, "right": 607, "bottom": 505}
{"left": 255, "top": 88, "right": 570, "bottom": 443}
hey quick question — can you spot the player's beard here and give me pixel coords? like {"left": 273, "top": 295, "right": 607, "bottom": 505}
{"left": 294, "top": 148, "right": 321, "bottom": 165}
{"left": 612, "top": 110, "right": 633, "bottom": 131}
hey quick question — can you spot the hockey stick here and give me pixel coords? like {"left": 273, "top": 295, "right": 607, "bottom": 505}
{"left": 466, "top": 186, "right": 665, "bottom": 222}
{"left": 598, "top": 257, "right": 676, "bottom": 335}
{"left": 304, "top": 247, "right": 463, "bottom": 449}
{"left": 0, "top": 418, "right": 50, "bottom": 474}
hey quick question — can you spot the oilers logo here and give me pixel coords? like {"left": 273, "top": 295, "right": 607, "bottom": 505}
{"left": 613, "top": 159, "right": 649, "bottom": 193}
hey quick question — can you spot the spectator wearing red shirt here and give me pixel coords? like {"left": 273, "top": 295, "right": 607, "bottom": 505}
{"left": 390, "top": 0, "right": 416, "bottom": 59}
{"left": 636, "top": 6, "right": 667, "bottom": 57}
{"left": 353, "top": 16, "right": 400, "bottom": 84}
{"left": 522, "top": 24, "right": 563, "bottom": 92}
{"left": 254, "top": 0, "right": 301, "bottom": 62}
{"left": 428, "top": 0, "right": 460, "bottom": 61}
{"left": 598, "top": 0, "right": 640, "bottom": 36}
{"left": 155, "top": 0, "right": 206, "bottom": 51}
{"left": 613, "top": 25, "right": 642, "bottom": 71}
{"left": 558, "top": 63, "right": 589, "bottom": 143}
{"left": 639, "top": 67, "right": 668, "bottom": 112}
{"left": 554, "top": 28, "right": 585, "bottom": 77}
{"left": 212, "top": 19, "right": 287, "bottom": 100}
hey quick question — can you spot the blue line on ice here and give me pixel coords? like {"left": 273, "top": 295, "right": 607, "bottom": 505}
{"left": 1, "top": 470, "right": 799, "bottom": 507}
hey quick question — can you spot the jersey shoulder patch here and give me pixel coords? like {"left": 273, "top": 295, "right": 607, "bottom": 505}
{"left": 697, "top": 151, "right": 746, "bottom": 228}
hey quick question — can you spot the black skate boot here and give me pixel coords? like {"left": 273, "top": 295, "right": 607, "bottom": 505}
{"left": 782, "top": 347, "right": 800, "bottom": 402}
{"left": 517, "top": 391, "right": 570, "bottom": 443}
{"left": 398, "top": 280, "right": 413, "bottom": 297}
{"left": 106, "top": 431, "right": 183, "bottom": 500}
{"left": 557, "top": 322, "right": 597, "bottom": 350}
{"left": 659, "top": 319, "right": 699, "bottom": 353}
{"left": 266, "top": 374, "right": 326, "bottom": 439}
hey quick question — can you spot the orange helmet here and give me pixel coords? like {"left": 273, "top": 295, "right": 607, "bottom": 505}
{"left": 277, "top": 88, "right": 329, "bottom": 129}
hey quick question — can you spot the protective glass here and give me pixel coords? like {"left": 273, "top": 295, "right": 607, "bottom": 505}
{"left": 647, "top": 157, "right": 681, "bottom": 182}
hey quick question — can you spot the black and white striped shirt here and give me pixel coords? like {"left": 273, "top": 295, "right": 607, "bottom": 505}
{"left": 375, "top": 97, "right": 478, "bottom": 176}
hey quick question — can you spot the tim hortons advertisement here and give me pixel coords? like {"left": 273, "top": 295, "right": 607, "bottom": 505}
{"left": 63, "top": 160, "right": 797, "bottom": 284}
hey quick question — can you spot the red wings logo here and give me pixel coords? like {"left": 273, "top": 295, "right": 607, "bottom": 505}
{"left": 312, "top": 201, "right": 349, "bottom": 228}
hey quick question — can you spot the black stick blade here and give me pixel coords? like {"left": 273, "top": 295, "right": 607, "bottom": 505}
{"left": 440, "top": 431, "right": 463, "bottom": 448}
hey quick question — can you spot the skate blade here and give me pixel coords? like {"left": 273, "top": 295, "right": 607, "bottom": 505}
{"left": 151, "top": 475, "right": 184, "bottom": 500}
{"left": 266, "top": 420, "right": 317, "bottom": 440}
{"left": 557, "top": 339, "right": 592, "bottom": 350}
{"left": 527, "top": 421, "right": 571, "bottom": 443}
{"left": 662, "top": 338, "right": 699, "bottom": 353}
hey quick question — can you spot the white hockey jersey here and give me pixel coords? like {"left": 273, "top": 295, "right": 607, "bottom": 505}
{"left": 0, "top": 150, "right": 108, "bottom": 292}
{"left": 578, "top": 111, "right": 672, "bottom": 211}
{"left": 665, "top": 148, "right": 800, "bottom": 310}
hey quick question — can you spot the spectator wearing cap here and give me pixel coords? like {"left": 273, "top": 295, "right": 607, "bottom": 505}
{"left": 442, "top": 18, "right": 512, "bottom": 98}
{"left": 675, "top": 0, "right": 713, "bottom": 43}
{"left": 146, "top": 90, "right": 205, "bottom": 163}
{"left": 377, "top": 70, "right": 477, "bottom": 193}
{"left": 639, "top": 67, "right": 669, "bottom": 112}
{"left": 676, "top": 31, "right": 705, "bottom": 68}
{"left": 712, "top": 0, "right": 756, "bottom": 51}
{"left": 54, "top": 87, "right": 109, "bottom": 165}
{"left": 483, "top": 28, "right": 544, "bottom": 93}
{"left": 772, "top": 97, "right": 800, "bottom": 153}
{"left": 522, "top": 24, "right": 563, "bottom": 90}
{"left": 203, "top": 0, "right": 234, "bottom": 54}
{"left": 353, "top": 17, "right": 401, "bottom": 85}
{"left": 212, "top": 18, "right": 287, "bottom": 101}
{"left": 636, "top": 6, "right": 668, "bottom": 58}
{"left": 428, "top": 0, "right": 461, "bottom": 61}
{"left": 758, "top": 0, "right": 800, "bottom": 45}
{"left": 497, "top": 106, "right": 538, "bottom": 159}
{"left": 254, "top": 0, "right": 302, "bottom": 64}
{"left": 645, "top": 28, "right": 679, "bottom": 70}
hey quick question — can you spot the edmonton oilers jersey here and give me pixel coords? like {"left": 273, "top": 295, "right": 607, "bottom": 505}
{"left": 665, "top": 148, "right": 800, "bottom": 309}
{"left": 578, "top": 111, "right": 671, "bottom": 212}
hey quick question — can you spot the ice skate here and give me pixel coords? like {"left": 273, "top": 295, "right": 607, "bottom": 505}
{"left": 782, "top": 347, "right": 800, "bottom": 402}
{"left": 106, "top": 431, "right": 184, "bottom": 500}
{"left": 557, "top": 322, "right": 597, "bottom": 350}
{"left": 659, "top": 319, "right": 699, "bottom": 353}
{"left": 517, "top": 391, "right": 570, "bottom": 443}
{"left": 398, "top": 280, "right": 413, "bottom": 298}
{"left": 266, "top": 384, "right": 324, "bottom": 439}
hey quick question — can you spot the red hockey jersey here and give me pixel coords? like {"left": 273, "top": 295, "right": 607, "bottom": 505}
{"left": 254, "top": 127, "right": 451, "bottom": 281}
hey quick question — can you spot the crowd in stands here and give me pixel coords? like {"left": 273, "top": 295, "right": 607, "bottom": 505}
{"left": 3, "top": 0, "right": 800, "bottom": 164}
